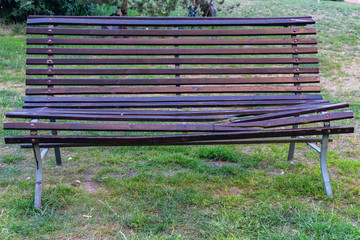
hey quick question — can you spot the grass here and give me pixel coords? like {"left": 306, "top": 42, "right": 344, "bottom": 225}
{"left": 0, "top": 0, "right": 360, "bottom": 239}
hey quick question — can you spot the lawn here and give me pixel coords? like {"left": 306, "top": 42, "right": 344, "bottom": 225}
{"left": 0, "top": 0, "right": 360, "bottom": 239}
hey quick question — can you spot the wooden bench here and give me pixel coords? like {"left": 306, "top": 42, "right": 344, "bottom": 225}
{"left": 4, "top": 15, "right": 354, "bottom": 208}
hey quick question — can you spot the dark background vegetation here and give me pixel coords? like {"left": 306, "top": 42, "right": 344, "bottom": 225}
{"left": 0, "top": 0, "right": 227, "bottom": 23}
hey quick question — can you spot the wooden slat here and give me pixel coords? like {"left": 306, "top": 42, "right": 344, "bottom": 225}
{"left": 26, "top": 76, "right": 321, "bottom": 86}
{"left": 28, "top": 15, "right": 314, "bottom": 20}
{"left": 4, "top": 126, "right": 354, "bottom": 145}
{"left": 25, "top": 86, "right": 321, "bottom": 95}
{"left": 27, "top": 18, "right": 315, "bottom": 26}
{"left": 4, "top": 122, "right": 252, "bottom": 132}
{"left": 3, "top": 113, "right": 231, "bottom": 122}
{"left": 26, "top": 38, "right": 317, "bottom": 46}
{"left": 26, "top": 57, "right": 319, "bottom": 65}
{"left": 25, "top": 27, "right": 317, "bottom": 36}
{"left": 21, "top": 100, "right": 327, "bottom": 109}
{"left": 24, "top": 94, "right": 323, "bottom": 103}
{"left": 8, "top": 103, "right": 326, "bottom": 117}
{"left": 225, "top": 112, "right": 354, "bottom": 128}
{"left": 26, "top": 47, "right": 318, "bottom": 55}
{"left": 231, "top": 103, "right": 350, "bottom": 123}
{"left": 18, "top": 137, "right": 331, "bottom": 148}
{"left": 26, "top": 67, "right": 319, "bottom": 76}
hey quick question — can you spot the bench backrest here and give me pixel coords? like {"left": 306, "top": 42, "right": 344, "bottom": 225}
{"left": 25, "top": 16, "right": 320, "bottom": 105}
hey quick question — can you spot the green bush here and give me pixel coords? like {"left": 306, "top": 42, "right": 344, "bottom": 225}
{"left": 0, "top": 0, "right": 92, "bottom": 23}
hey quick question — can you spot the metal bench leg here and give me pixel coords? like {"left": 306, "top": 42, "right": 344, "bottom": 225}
{"left": 50, "top": 119, "right": 62, "bottom": 167}
{"left": 320, "top": 134, "right": 333, "bottom": 197}
{"left": 32, "top": 143, "right": 43, "bottom": 209}
{"left": 54, "top": 147, "right": 62, "bottom": 167}
{"left": 287, "top": 124, "right": 298, "bottom": 162}
{"left": 287, "top": 142, "right": 296, "bottom": 162}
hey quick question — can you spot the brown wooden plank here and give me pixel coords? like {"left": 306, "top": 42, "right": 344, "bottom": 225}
{"left": 27, "top": 18, "right": 315, "bottom": 26}
{"left": 25, "top": 27, "right": 317, "bottom": 36}
{"left": 25, "top": 86, "right": 321, "bottom": 95}
{"left": 26, "top": 47, "right": 318, "bottom": 55}
{"left": 26, "top": 76, "right": 321, "bottom": 86}
{"left": 20, "top": 138, "right": 333, "bottom": 149}
{"left": 24, "top": 94, "right": 323, "bottom": 103}
{"left": 21, "top": 100, "right": 327, "bottom": 109}
{"left": 8, "top": 103, "right": 326, "bottom": 117}
{"left": 224, "top": 111, "right": 354, "bottom": 128}
{"left": 4, "top": 126, "right": 354, "bottom": 145}
{"left": 28, "top": 15, "right": 314, "bottom": 20}
{"left": 26, "top": 57, "right": 319, "bottom": 66}
{"left": 26, "top": 67, "right": 319, "bottom": 76}
{"left": 4, "top": 112, "right": 232, "bottom": 122}
{"left": 4, "top": 122, "right": 252, "bottom": 132}
{"left": 231, "top": 103, "right": 350, "bottom": 123}
{"left": 26, "top": 38, "right": 317, "bottom": 46}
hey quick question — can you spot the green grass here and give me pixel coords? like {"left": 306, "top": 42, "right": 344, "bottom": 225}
{"left": 0, "top": 0, "right": 359, "bottom": 239}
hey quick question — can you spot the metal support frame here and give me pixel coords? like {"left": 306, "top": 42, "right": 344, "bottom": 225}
{"left": 50, "top": 119, "right": 62, "bottom": 166}
{"left": 320, "top": 134, "right": 333, "bottom": 196}
{"left": 32, "top": 143, "right": 43, "bottom": 209}
{"left": 287, "top": 124, "right": 298, "bottom": 161}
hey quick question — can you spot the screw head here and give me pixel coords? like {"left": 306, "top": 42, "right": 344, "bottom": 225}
{"left": 48, "top": 29, "right": 52, "bottom": 32}
{"left": 49, "top": 19, "right": 52, "bottom": 21}
{"left": 47, "top": 98, "right": 51, "bottom": 100}
{"left": 293, "top": 29, "right": 297, "bottom": 32}
{"left": 48, "top": 89, "right": 51, "bottom": 92}
{"left": 48, "top": 39, "right": 52, "bottom": 43}
{"left": 48, "top": 79, "right": 52, "bottom": 83}
{"left": 294, "top": 49, "right": 298, "bottom": 52}
{"left": 31, "top": 139, "right": 36, "bottom": 143}
{"left": 295, "top": 58, "right": 299, "bottom": 62}
{"left": 296, "top": 68, "right": 300, "bottom": 71}
{"left": 294, "top": 39, "right": 298, "bottom": 42}
{"left": 30, "top": 124, "right": 35, "bottom": 127}
{"left": 296, "top": 77, "right": 300, "bottom": 81}
{"left": 48, "top": 69, "right": 52, "bottom": 73}
{"left": 297, "top": 87, "right": 301, "bottom": 90}
{"left": 48, "top": 49, "right": 52, "bottom": 53}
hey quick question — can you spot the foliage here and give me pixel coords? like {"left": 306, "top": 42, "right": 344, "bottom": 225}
{"left": 0, "top": 0, "right": 93, "bottom": 23}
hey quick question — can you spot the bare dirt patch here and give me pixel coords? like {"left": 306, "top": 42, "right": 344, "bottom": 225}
{"left": 216, "top": 186, "right": 244, "bottom": 196}
{"left": 82, "top": 174, "right": 102, "bottom": 194}
{"left": 206, "top": 161, "right": 242, "bottom": 167}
